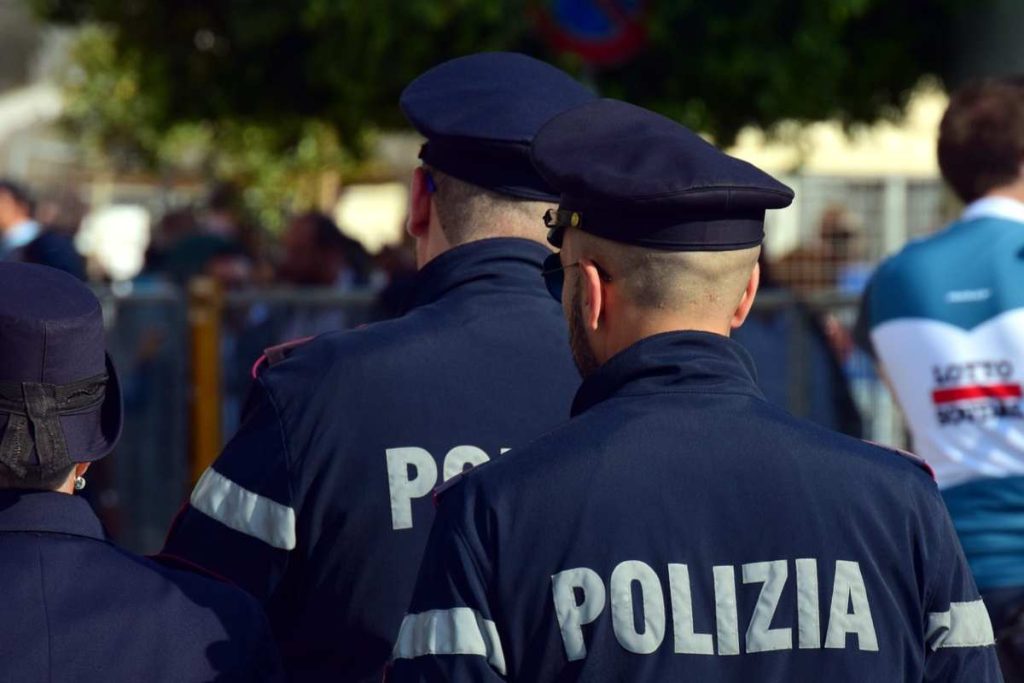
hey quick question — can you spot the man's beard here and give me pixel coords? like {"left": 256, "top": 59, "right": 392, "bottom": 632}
{"left": 568, "top": 278, "right": 601, "bottom": 379}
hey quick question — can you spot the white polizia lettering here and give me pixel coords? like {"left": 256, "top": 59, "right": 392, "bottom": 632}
{"left": 551, "top": 558, "right": 879, "bottom": 661}
{"left": 927, "top": 600, "right": 995, "bottom": 650}
{"left": 442, "top": 446, "right": 491, "bottom": 481}
{"left": 795, "top": 558, "right": 821, "bottom": 649}
{"left": 743, "top": 560, "right": 792, "bottom": 653}
{"left": 668, "top": 564, "right": 714, "bottom": 655}
{"left": 393, "top": 608, "right": 506, "bottom": 675}
{"left": 824, "top": 560, "right": 878, "bottom": 651}
{"left": 713, "top": 565, "right": 740, "bottom": 656}
{"left": 552, "top": 567, "right": 607, "bottom": 661}
{"left": 610, "top": 560, "right": 666, "bottom": 654}
{"left": 386, "top": 447, "right": 438, "bottom": 531}
{"left": 190, "top": 468, "right": 296, "bottom": 550}
{"left": 386, "top": 445, "right": 506, "bottom": 530}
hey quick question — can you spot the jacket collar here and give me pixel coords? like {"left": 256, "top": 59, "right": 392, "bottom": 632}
{"left": 961, "top": 196, "right": 1024, "bottom": 225}
{"left": 410, "top": 238, "right": 551, "bottom": 310}
{"left": 0, "top": 490, "right": 105, "bottom": 540}
{"left": 571, "top": 331, "right": 764, "bottom": 417}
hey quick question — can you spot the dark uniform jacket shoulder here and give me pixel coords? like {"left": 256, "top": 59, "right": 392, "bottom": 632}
{"left": 0, "top": 490, "right": 281, "bottom": 682}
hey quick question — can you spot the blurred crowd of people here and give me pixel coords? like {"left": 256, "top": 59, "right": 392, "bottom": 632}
{"left": 0, "top": 178, "right": 421, "bottom": 319}
{"left": 0, "top": 174, "right": 876, "bottom": 442}
{"left": 140, "top": 184, "right": 414, "bottom": 316}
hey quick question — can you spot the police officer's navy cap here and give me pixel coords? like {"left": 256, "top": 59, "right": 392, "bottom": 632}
{"left": 532, "top": 98, "right": 795, "bottom": 250}
{"left": 0, "top": 263, "right": 122, "bottom": 476}
{"left": 400, "top": 52, "right": 595, "bottom": 201}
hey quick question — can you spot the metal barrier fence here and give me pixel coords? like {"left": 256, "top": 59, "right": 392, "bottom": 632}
{"left": 93, "top": 284, "right": 899, "bottom": 554}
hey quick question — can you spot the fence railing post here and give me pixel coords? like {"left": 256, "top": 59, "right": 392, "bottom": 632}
{"left": 188, "top": 277, "right": 222, "bottom": 485}
{"left": 882, "top": 176, "right": 909, "bottom": 258}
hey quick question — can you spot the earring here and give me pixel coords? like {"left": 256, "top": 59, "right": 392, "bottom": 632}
{"left": 74, "top": 476, "right": 86, "bottom": 492}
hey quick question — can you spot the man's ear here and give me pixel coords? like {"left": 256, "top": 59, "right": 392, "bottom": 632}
{"left": 580, "top": 261, "right": 604, "bottom": 331}
{"left": 406, "top": 167, "right": 431, "bottom": 239}
{"left": 731, "top": 261, "right": 760, "bottom": 329}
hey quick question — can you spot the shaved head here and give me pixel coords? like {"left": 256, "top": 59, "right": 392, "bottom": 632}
{"left": 431, "top": 169, "right": 553, "bottom": 246}
{"left": 567, "top": 228, "right": 760, "bottom": 322}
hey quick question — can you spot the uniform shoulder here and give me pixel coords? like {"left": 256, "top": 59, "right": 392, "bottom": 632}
{"left": 857, "top": 439, "right": 936, "bottom": 482}
{"left": 127, "top": 549, "right": 267, "bottom": 622}
{"left": 53, "top": 538, "right": 264, "bottom": 630}
{"left": 442, "top": 417, "right": 582, "bottom": 501}
{"left": 761, "top": 401, "right": 938, "bottom": 486}
{"left": 253, "top": 311, "right": 437, "bottom": 385}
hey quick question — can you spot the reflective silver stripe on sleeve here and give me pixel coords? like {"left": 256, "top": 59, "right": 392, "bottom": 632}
{"left": 190, "top": 468, "right": 297, "bottom": 550}
{"left": 927, "top": 599, "right": 995, "bottom": 650}
{"left": 393, "top": 608, "right": 507, "bottom": 675}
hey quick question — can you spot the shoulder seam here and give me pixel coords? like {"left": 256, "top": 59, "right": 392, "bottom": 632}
{"left": 255, "top": 375, "right": 298, "bottom": 514}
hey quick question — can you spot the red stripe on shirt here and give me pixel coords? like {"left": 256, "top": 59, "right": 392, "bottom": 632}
{"left": 932, "top": 384, "right": 1023, "bottom": 404}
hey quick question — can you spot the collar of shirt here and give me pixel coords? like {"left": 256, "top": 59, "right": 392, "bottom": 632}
{"left": 2, "top": 219, "right": 41, "bottom": 252}
{"left": 961, "top": 196, "right": 1024, "bottom": 225}
{"left": 571, "top": 330, "right": 764, "bottom": 417}
{"left": 0, "top": 489, "right": 105, "bottom": 540}
{"left": 409, "top": 237, "right": 551, "bottom": 309}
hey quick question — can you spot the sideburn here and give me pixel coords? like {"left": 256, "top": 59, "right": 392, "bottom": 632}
{"left": 568, "top": 277, "right": 601, "bottom": 379}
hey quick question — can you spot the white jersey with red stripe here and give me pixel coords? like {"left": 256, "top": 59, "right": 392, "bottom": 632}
{"left": 860, "top": 197, "right": 1024, "bottom": 490}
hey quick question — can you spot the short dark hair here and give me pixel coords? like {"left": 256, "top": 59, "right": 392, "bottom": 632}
{"left": 938, "top": 78, "right": 1024, "bottom": 203}
{"left": 0, "top": 463, "right": 74, "bottom": 491}
{"left": 0, "top": 179, "right": 35, "bottom": 214}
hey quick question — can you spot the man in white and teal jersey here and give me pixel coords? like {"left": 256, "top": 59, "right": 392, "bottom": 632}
{"left": 856, "top": 78, "right": 1024, "bottom": 644}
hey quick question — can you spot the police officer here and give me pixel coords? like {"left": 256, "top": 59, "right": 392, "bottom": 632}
{"left": 390, "top": 99, "right": 1001, "bottom": 681}
{"left": 0, "top": 263, "right": 281, "bottom": 682}
{"left": 162, "top": 53, "right": 592, "bottom": 681}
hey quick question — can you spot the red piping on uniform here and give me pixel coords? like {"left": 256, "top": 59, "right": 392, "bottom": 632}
{"left": 149, "top": 552, "right": 236, "bottom": 586}
{"left": 251, "top": 354, "right": 269, "bottom": 380}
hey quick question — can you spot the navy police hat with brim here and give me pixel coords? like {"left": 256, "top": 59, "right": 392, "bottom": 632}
{"left": 532, "top": 98, "right": 795, "bottom": 250}
{"left": 0, "top": 263, "right": 122, "bottom": 478}
{"left": 400, "top": 52, "right": 596, "bottom": 202}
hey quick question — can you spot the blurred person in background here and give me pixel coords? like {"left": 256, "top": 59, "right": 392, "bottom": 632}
{"left": 35, "top": 187, "right": 89, "bottom": 239}
{"left": 162, "top": 52, "right": 593, "bottom": 682}
{"left": 140, "top": 207, "right": 200, "bottom": 285}
{"left": 733, "top": 252, "right": 863, "bottom": 437}
{"left": 202, "top": 240, "right": 274, "bottom": 431}
{"left": 856, "top": 76, "right": 1024, "bottom": 680}
{"left": 775, "top": 205, "right": 867, "bottom": 370}
{"left": 159, "top": 184, "right": 263, "bottom": 286}
{"left": 273, "top": 210, "right": 373, "bottom": 340}
{"left": 0, "top": 179, "right": 85, "bottom": 280}
{"left": 776, "top": 205, "right": 867, "bottom": 296}
{"left": 279, "top": 211, "right": 368, "bottom": 289}
{"left": 202, "top": 181, "right": 249, "bottom": 243}
{"left": 0, "top": 262, "right": 281, "bottom": 681}
{"left": 371, "top": 235, "right": 420, "bottom": 320}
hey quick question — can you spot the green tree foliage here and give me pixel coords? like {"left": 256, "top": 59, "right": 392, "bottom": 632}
{"left": 32, "top": 0, "right": 973, "bottom": 220}
{"left": 601, "top": 0, "right": 969, "bottom": 140}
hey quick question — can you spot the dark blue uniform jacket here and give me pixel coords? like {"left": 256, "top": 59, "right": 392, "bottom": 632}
{"left": 163, "top": 238, "right": 581, "bottom": 681}
{"left": 391, "top": 332, "right": 1001, "bottom": 682}
{"left": 0, "top": 490, "right": 280, "bottom": 682}
{"left": 9, "top": 231, "right": 86, "bottom": 281}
